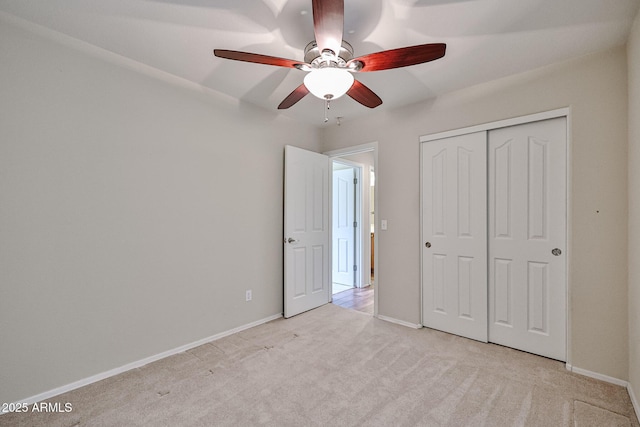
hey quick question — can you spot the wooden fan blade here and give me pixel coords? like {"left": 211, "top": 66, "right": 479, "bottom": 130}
{"left": 312, "top": 0, "right": 344, "bottom": 55}
{"left": 348, "top": 43, "right": 446, "bottom": 72}
{"left": 347, "top": 80, "right": 382, "bottom": 108}
{"left": 214, "top": 49, "right": 304, "bottom": 69}
{"left": 278, "top": 84, "right": 310, "bottom": 109}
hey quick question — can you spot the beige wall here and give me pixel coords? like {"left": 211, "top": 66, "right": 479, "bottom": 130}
{"left": 1, "top": 8, "right": 636, "bottom": 406}
{"left": 322, "top": 47, "right": 629, "bottom": 380}
{"left": 628, "top": 11, "right": 640, "bottom": 408}
{"left": 0, "top": 19, "right": 319, "bottom": 403}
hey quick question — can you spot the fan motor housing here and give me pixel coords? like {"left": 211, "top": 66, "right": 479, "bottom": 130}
{"left": 304, "top": 40, "right": 354, "bottom": 67}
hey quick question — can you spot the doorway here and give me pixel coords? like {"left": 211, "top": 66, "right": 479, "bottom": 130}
{"left": 326, "top": 145, "right": 377, "bottom": 316}
{"left": 332, "top": 160, "right": 360, "bottom": 294}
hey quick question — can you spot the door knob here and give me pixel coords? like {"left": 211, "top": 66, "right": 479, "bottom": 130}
{"left": 425, "top": 242, "right": 431, "bottom": 248}
{"left": 287, "top": 237, "right": 298, "bottom": 244}
{"left": 552, "top": 248, "right": 562, "bottom": 256}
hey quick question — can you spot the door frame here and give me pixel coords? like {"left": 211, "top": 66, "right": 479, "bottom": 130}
{"left": 324, "top": 142, "right": 379, "bottom": 317}
{"left": 331, "top": 158, "right": 363, "bottom": 289}
{"left": 419, "top": 107, "right": 572, "bottom": 367}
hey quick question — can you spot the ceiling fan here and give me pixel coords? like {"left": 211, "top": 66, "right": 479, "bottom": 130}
{"left": 213, "top": 0, "right": 446, "bottom": 112}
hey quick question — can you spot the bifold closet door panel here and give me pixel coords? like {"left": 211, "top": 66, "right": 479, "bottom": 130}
{"left": 422, "top": 131, "right": 488, "bottom": 342}
{"left": 488, "top": 117, "right": 567, "bottom": 361}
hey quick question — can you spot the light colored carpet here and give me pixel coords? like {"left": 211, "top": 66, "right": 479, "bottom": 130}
{"left": 573, "top": 401, "right": 631, "bottom": 427}
{"left": 1, "top": 304, "right": 637, "bottom": 426}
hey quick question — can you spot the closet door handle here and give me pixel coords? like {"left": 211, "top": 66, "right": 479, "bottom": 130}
{"left": 425, "top": 242, "right": 431, "bottom": 248}
{"left": 552, "top": 248, "right": 562, "bottom": 256}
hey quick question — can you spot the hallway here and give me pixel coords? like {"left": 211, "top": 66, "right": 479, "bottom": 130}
{"left": 331, "top": 286, "right": 374, "bottom": 315}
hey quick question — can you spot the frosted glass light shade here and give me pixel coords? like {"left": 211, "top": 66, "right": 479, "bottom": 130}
{"left": 303, "top": 68, "right": 355, "bottom": 100}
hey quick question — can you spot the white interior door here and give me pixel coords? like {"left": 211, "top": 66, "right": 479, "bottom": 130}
{"left": 332, "top": 166, "right": 356, "bottom": 287}
{"left": 422, "top": 131, "right": 488, "bottom": 342}
{"left": 284, "top": 145, "right": 330, "bottom": 318}
{"left": 488, "top": 117, "right": 567, "bottom": 361}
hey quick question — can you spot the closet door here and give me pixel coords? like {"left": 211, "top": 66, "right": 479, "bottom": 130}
{"left": 488, "top": 117, "right": 567, "bottom": 361}
{"left": 422, "top": 132, "right": 488, "bottom": 342}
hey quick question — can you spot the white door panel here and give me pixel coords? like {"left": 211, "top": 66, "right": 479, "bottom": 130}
{"left": 422, "top": 131, "right": 488, "bottom": 342}
{"left": 488, "top": 117, "right": 567, "bottom": 361}
{"left": 284, "top": 145, "right": 330, "bottom": 318}
{"left": 332, "top": 167, "right": 355, "bottom": 286}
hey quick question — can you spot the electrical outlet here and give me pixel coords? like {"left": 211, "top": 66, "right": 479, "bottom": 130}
{"left": 245, "top": 290, "right": 252, "bottom": 302}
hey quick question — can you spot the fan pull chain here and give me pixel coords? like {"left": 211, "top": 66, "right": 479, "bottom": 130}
{"left": 324, "top": 98, "right": 330, "bottom": 123}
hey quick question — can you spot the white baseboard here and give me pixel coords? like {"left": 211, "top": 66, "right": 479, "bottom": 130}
{"left": 376, "top": 314, "right": 422, "bottom": 329}
{"left": 7, "top": 313, "right": 283, "bottom": 409}
{"left": 566, "top": 364, "right": 628, "bottom": 387}
{"left": 629, "top": 382, "right": 639, "bottom": 423}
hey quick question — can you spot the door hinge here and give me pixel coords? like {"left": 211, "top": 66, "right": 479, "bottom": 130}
{"left": 353, "top": 265, "right": 358, "bottom": 272}
{"left": 354, "top": 177, "right": 358, "bottom": 185}
{"left": 353, "top": 221, "right": 357, "bottom": 228}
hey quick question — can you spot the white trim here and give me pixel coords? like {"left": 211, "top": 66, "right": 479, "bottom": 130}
{"left": 628, "top": 382, "right": 640, "bottom": 422}
{"left": 566, "top": 364, "right": 628, "bottom": 387}
{"left": 377, "top": 314, "right": 422, "bottom": 329}
{"left": 5, "top": 313, "right": 282, "bottom": 409}
{"left": 419, "top": 142, "right": 425, "bottom": 327}
{"left": 564, "top": 108, "right": 574, "bottom": 368}
{"left": 419, "top": 108, "right": 570, "bottom": 143}
{"left": 332, "top": 158, "right": 363, "bottom": 169}
{"left": 324, "top": 142, "right": 378, "bottom": 158}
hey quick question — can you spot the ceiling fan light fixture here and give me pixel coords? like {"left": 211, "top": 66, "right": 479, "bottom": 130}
{"left": 303, "top": 67, "right": 354, "bottom": 100}
{"left": 214, "top": 2, "right": 446, "bottom": 110}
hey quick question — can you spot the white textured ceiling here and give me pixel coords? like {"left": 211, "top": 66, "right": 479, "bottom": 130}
{"left": 1, "top": 0, "right": 639, "bottom": 126}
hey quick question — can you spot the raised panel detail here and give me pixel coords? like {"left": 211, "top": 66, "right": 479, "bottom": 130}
{"left": 432, "top": 149, "right": 447, "bottom": 236}
{"left": 528, "top": 262, "right": 549, "bottom": 334}
{"left": 494, "top": 140, "right": 512, "bottom": 239}
{"left": 458, "top": 256, "right": 473, "bottom": 319}
{"left": 338, "top": 177, "right": 349, "bottom": 227}
{"left": 312, "top": 245, "right": 324, "bottom": 292}
{"left": 494, "top": 258, "right": 512, "bottom": 326}
{"left": 433, "top": 254, "right": 446, "bottom": 313}
{"left": 312, "top": 164, "right": 325, "bottom": 232}
{"left": 292, "top": 163, "right": 306, "bottom": 233}
{"left": 458, "top": 147, "right": 472, "bottom": 237}
{"left": 293, "top": 247, "right": 306, "bottom": 297}
{"left": 528, "top": 137, "right": 548, "bottom": 240}
{"left": 337, "top": 238, "right": 348, "bottom": 272}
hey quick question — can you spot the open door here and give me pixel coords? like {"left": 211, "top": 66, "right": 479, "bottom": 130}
{"left": 284, "top": 145, "right": 330, "bottom": 318}
{"left": 332, "top": 164, "right": 357, "bottom": 289}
